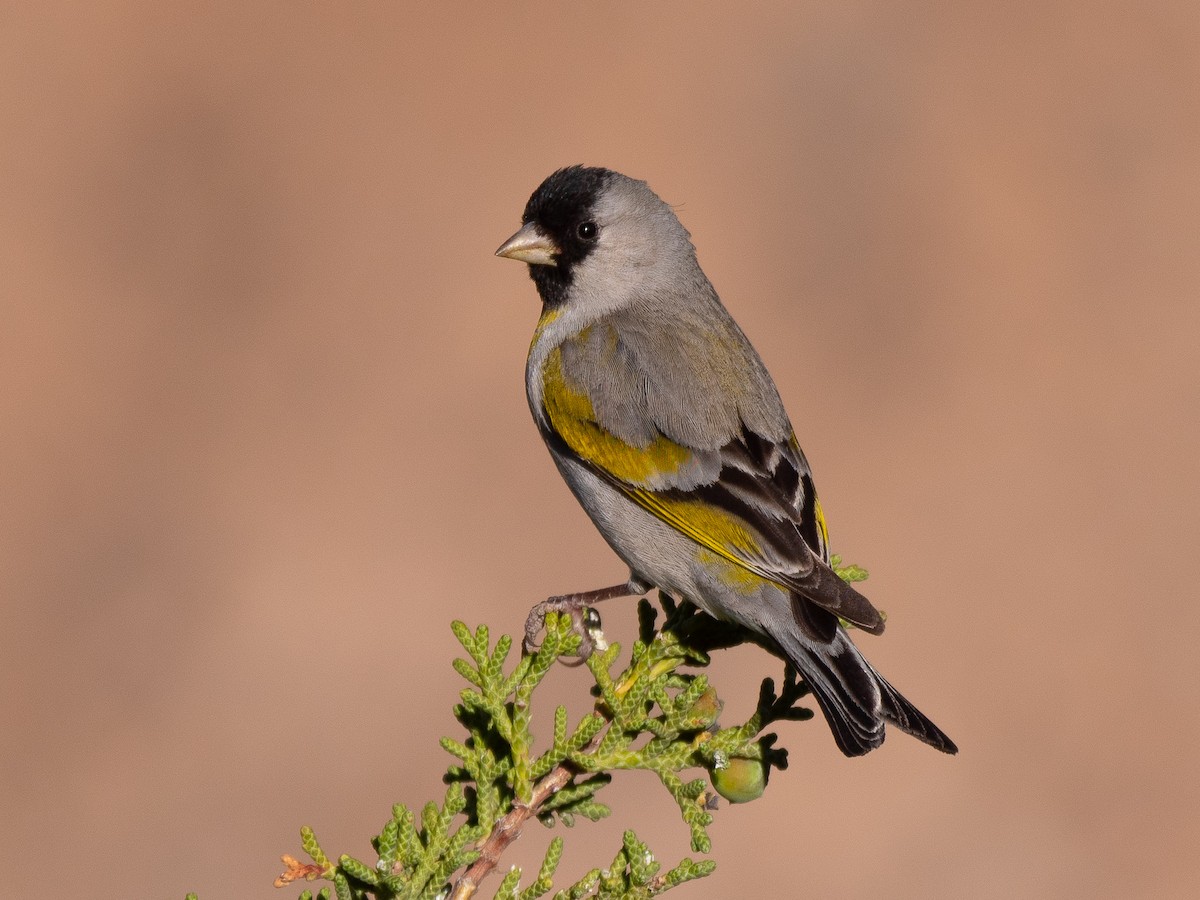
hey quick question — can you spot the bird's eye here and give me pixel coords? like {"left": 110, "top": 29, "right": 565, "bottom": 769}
{"left": 577, "top": 221, "right": 599, "bottom": 240}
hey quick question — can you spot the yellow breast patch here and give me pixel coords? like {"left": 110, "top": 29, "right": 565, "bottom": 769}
{"left": 542, "top": 345, "right": 692, "bottom": 485}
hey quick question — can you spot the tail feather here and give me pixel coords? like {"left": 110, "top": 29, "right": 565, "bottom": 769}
{"left": 797, "top": 636, "right": 885, "bottom": 756}
{"left": 875, "top": 670, "right": 959, "bottom": 754}
{"left": 776, "top": 624, "right": 957, "bottom": 757}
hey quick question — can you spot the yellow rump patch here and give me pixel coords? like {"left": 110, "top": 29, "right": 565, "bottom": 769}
{"left": 698, "top": 548, "right": 766, "bottom": 594}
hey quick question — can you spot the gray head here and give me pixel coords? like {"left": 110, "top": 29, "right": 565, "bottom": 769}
{"left": 496, "top": 166, "right": 704, "bottom": 314}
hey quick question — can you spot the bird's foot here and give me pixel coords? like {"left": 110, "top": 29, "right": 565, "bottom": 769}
{"left": 523, "top": 579, "right": 648, "bottom": 661}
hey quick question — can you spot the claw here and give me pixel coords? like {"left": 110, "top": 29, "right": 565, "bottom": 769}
{"left": 523, "top": 598, "right": 600, "bottom": 661}
{"left": 522, "top": 580, "right": 642, "bottom": 662}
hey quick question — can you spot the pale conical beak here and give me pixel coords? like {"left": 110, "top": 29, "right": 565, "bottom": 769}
{"left": 495, "top": 221, "right": 559, "bottom": 267}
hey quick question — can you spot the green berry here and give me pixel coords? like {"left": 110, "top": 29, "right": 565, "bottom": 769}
{"left": 710, "top": 756, "right": 767, "bottom": 803}
{"left": 686, "top": 687, "right": 722, "bottom": 727}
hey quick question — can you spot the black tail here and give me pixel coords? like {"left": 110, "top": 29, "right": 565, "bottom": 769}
{"left": 777, "top": 627, "right": 957, "bottom": 757}
{"left": 875, "top": 669, "right": 959, "bottom": 754}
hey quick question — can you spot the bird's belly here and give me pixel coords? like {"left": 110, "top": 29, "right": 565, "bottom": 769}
{"left": 549, "top": 451, "right": 784, "bottom": 635}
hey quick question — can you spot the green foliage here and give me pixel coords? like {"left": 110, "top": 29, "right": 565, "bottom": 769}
{"left": 278, "top": 593, "right": 827, "bottom": 899}
{"left": 830, "top": 554, "right": 869, "bottom": 584}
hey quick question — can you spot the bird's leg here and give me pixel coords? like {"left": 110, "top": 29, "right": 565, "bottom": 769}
{"left": 524, "top": 577, "right": 650, "bottom": 659}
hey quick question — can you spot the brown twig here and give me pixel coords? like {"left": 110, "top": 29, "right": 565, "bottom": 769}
{"left": 448, "top": 713, "right": 607, "bottom": 900}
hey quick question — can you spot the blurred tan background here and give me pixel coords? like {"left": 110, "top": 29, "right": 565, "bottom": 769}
{"left": 3, "top": 2, "right": 1197, "bottom": 897}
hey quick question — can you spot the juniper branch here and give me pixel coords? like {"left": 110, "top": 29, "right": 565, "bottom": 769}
{"left": 270, "top": 573, "right": 883, "bottom": 900}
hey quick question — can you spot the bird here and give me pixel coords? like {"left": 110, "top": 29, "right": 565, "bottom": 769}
{"left": 495, "top": 165, "right": 956, "bottom": 757}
